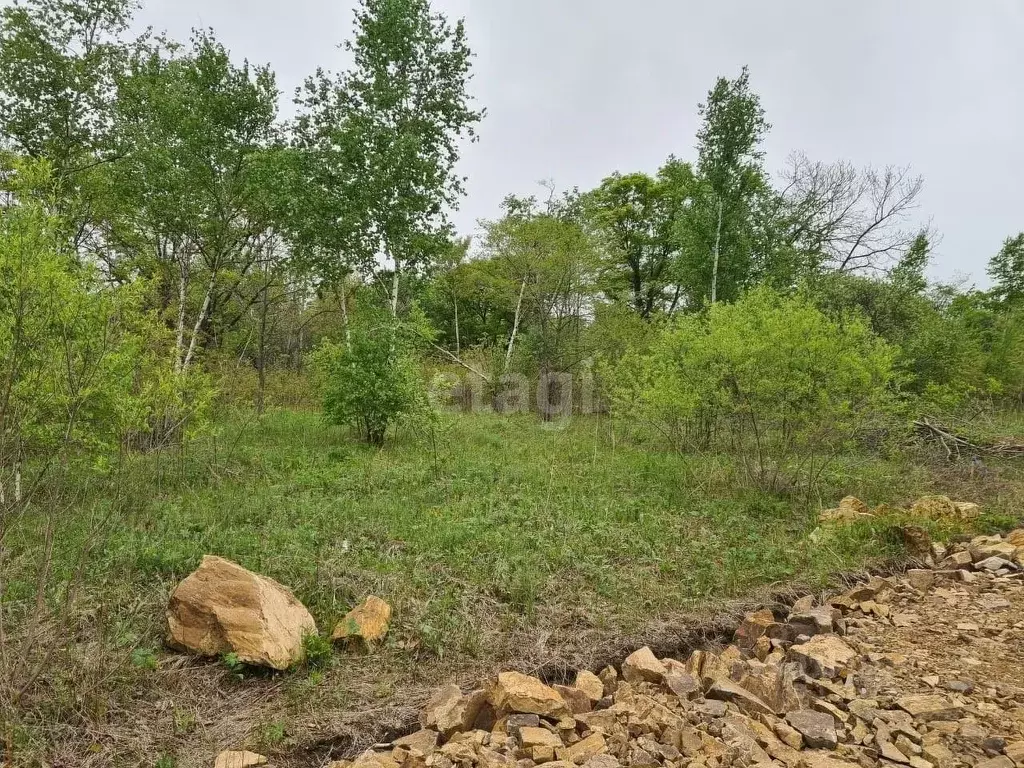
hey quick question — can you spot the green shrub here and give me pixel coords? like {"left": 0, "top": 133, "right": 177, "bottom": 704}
{"left": 607, "top": 287, "right": 898, "bottom": 491}
{"left": 310, "top": 314, "right": 428, "bottom": 445}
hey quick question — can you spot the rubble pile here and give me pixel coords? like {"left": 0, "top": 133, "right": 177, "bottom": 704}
{"left": 321, "top": 529, "right": 1024, "bottom": 768}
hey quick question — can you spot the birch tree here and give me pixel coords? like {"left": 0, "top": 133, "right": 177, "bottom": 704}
{"left": 105, "top": 31, "right": 278, "bottom": 374}
{"left": 294, "top": 0, "right": 483, "bottom": 317}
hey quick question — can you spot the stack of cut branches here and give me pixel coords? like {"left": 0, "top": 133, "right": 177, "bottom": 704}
{"left": 914, "top": 417, "right": 1024, "bottom": 459}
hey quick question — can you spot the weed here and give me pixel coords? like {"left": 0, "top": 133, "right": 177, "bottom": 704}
{"left": 301, "top": 632, "right": 334, "bottom": 670}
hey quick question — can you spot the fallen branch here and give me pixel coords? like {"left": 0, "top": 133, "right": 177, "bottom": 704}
{"left": 913, "top": 417, "right": 1024, "bottom": 458}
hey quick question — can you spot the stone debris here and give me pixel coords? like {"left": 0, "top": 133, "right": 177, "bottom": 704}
{"left": 333, "top": 595, "right": 393, "bottom": 649}
{"left": 167, "top": 555, "right": 316, "bottom": 670}
{"left": 333, "top": 528, "right": 1024, "bottom": 768}
{"left": 819, "top": 496, "right": 983, "bottom": 530}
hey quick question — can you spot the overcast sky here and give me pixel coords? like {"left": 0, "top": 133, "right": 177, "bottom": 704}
{"left": 135, "top": 1, "right": 1023, "bottom": 286}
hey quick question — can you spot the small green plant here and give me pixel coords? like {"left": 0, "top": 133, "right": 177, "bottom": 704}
{"left": 155, "top": 755, "right": 177, "bottom": 768}
{"left": 172, "top": 708, "right": 197, "bottom": 736}
{"left": 258, "top": 721, "right": 287, "bottom": 749}
{"left": 310, "top": 312, "right": 429, "bottom": 445}
{"left": 300, "top": 632, "right": 334, "bottom": 671}
{"left": 130, "top": 647, "right": 158, "bottom": 671}
{"left": 221, "top": 652, "right": 245, "bottom": 680}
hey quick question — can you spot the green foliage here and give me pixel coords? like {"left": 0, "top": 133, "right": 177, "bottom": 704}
{"left": 293, "top": 0, "right": 483, "bottom": 308}
{"left": 988, "top": 233, "right": 1024, "bottom": 305}
{"left": 0, "top": 160, "right": 189, "bottom": 473}
{"left": 676, "top": 66, "right": 772, "bottom": 306}
{"left": 311, "top": 313, "right": 429, "bottom": 445}
{"left": 584, "top": 161, "right": 695, "bottom": 319}
{"left": 300, "top": 632, "right": 334, "bottom": 671}
{"left": 608, "top": 287, "right": 897, "bottom": 491}
{"left": 130, "top": 646, "right": 158, "bottom": 670}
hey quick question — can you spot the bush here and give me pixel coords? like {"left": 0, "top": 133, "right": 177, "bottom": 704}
{"left": 310, "top": 314, "right": 428, "bottom": 445}
{"left": 606, "top": 287, "right": 898, "bottom": 491}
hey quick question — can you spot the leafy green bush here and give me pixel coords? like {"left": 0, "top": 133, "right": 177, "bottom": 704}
{"left": 310, "top": 314, "right": 428, "bottom": 445}
{"left": 607, "top": 287, "right": 897, "bottom": 491}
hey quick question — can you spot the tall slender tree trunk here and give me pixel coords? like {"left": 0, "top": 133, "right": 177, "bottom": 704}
{"left": 389, "top": 258, "right": 401, "bottom": 318}
{"left": 504, "top": 275, "right": 528, "bottom": 374}
{"left": 256, "top": 280, "right": 269, "bottom": 415}
{"left": 173, "top": 260, "right": 188, "bottom": 374}
{"left": 181, "top": 272, "right": 216, "bottom": 374}
{"left": 711, "top": 197, "right": 723, "bottom": 304}
{"left": 452, "top": 285, "right": 461, "bottom": 356}
{"left": 338, "top": 280, "right": 352, "bottom": 352}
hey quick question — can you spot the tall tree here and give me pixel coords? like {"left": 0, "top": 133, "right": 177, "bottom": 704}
{"left": 686, "top": 66, "right": 770, "bottom": 306}
{"left": 104, "top": 31, "right": 279, "bottom": 373}
{"left": 585, "top": 158, "right": 695, "bottom": 319}
{"left": 988, "top": 233, "right": 1024, "bottom": 304}
{"left": 295, "top": 0, "right": 483, "bottom": 316}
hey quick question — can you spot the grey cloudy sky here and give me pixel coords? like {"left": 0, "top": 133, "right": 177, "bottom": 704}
{"left": 136, "top": 1, "right": 1024, "bottom": 285}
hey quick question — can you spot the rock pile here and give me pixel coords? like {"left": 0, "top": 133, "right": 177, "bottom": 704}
{"left": 818, "top": 496, "right": 980, "bottom": 525}
{"left": 328, "top": 528, "right": 1024, "bottom": 768}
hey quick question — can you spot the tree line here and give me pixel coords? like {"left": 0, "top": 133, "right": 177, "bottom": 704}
{"left": 1, "top": 0, "right": 1023, "bottom": 479}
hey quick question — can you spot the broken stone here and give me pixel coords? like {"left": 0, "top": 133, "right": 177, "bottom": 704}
{"left": 573, "top": 671, "right": 605, "bottom": 703}
{"left": 491, "top": 673, "right": 568, "bottom": 718}
{"left": 735, "top": 662, "right": 801, "bottom": 714}
{"left": 422, "top": 686, "right": 487, "bottom": 737}
{"left": 921, "top": 742, "right": 955, "bottom": 768}
{"left": 970, "top": 541, "right": 1018, "bottom": 562}
{"left": 556, "top": 733, "right": 606, "bottom": 765}
{"left": 735, "top": 608, "right": 779, "bottom": 649}
{"left": 621, "top": 646, "right": 667, "bottom": 684}
{"left": 941, "top": 551, "right": 973, "bottom": 569}
{"left": 790, "top": 606, "right": 842, "bottom": 637}
{"left": 706, "top": 678, "right": 775, "bottom": 717}
{"left": 685, "top": 650, "right": 728, "bottom": 687}
{"left": 786, "top": 711, "right": 838, "bottom": 749}
{"left": 975, "top": 758, "right": 1015, "bottom": 768}
{"left": 895, "top": 695, "right": 962, "bottom": 723}
{"left": 787, "top": 635, "right": 858, "bottom": 679}
{"left": 214, "top": 752, "right": 268, "bottom": 768}
{"left": 820, "top": 497, "right": 873, "bottom": 523}
{"left": 393, "top": 730, "right": 439, "bottom": 755}
{"left": 553, "top": 685, "right": 591, "bottom": 715}
{"left": 167, "top": 555, "right": 317, "bottom": 670}
{"left": 518, "top": 727, "right": 563, "bottom": 749}
{"left": 906, "top": 570, "right": 935, "bottom": 593}
{"left": 975, "top": 556, "right": 1017, "bottom": 572}
{"left": 665, "top": 672, "right": 700, "bottom": 700}
{"left": 332, "top": 595, "right": 392, "bottom": 648}
{"left": 775, "top": 720, "right": 804, "bottom": 750}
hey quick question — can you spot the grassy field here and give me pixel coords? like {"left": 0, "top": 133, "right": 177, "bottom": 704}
{"left": 4, "top": 407, "right": 1021, "bottom": 766}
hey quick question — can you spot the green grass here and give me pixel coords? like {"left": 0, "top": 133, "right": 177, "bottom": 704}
{"left": 9, "top": 411, "right": 912, "bottom": 649}
{"left": 3, "top": 406, "right": 1019, "bottom": 765}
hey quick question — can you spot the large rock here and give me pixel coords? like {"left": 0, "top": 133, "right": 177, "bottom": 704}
{"left": 819, "top": 496, "right": 873, "bottom": 524}
{"left": 621, "top": 646, "right": 667, "bottom": 684}
{"left": 490, "top": 672, "right": 568, "bottom": 718}
{"left": 167, "top": 556, "right": 316, "bottom": 670}
{"left": 573, "top": 670, "right": 605, "bottom": 703}
{"left": 421, "top": 685, "right": 487, "bottom": 736}
{"left": 706, "top": 678, "right": 775, "bottom": 717}
{"left": 785, "top": 711, "right": 837, "bottom": 750}
{"left": 787, "top": 635, "right": 858, "bottom": 679}
{"left": 896, "top": 694, "right": 962, "bottom": 723}
{"left": 332, "top": 595, "right": 392, "bottom": 648}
